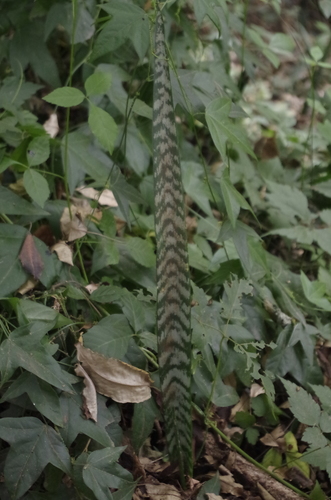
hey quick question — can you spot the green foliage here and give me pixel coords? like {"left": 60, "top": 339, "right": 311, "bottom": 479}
{"left": 282, "top": 379, "right": 331, "bottom": 480}
{"left": 0, "top": 0, "right": 330, "bottom": 497}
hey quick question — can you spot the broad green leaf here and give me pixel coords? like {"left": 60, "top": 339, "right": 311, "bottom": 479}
{"left": 267, "top": 226, "right": 314, "bottom": 245}
{"left": 266, "top": 181, "right": 311, "bottom": 224}
{"left": 83, "top": 314, "right": 132, "bottom": 359}
{"left": 194, "top": 362, "right": 239, "bottom": 407}
{"left": 310, "top": 481, "right": 327, "bottom": 500}
{"left": 120, "top": 289, "right": 145, "bottom": 333}
{"left": 45, "top": 3, "right": 95, "bottom": 44}
{"left": 206, "top": 97, "right": 255, "bottom": 159}
{"left": 262, "top": 448, "right": 282, "bottom": 469}
{"left": 88, "top": 104, "right": 118, "bottom": 154}
{"left": 61, "top": 132, "right": 113, "bottom": 192}
{"left": 0, "top": 324, "right": 76, "bottom": 392}
{"left": 300, "top": 272, "right": 331, "bottom": 311}
{"left": 90, "top": 285, "right": 122, "bottom": 304}
{"left": 234, "top": 411, "right": 256, "bottom": 429}
{"left": 122, "top": 124, "right": 150, "bottom": 176}
{"left": 23, "top": 169, "right": 50, "bottom": 208}
{"left": 92, "top": 2, "right": 149, "bottom": 60}
{"left": 310, "top": 46, "right": 323, "bottom": 62}
{"left": 81, "top": 447, "right": 134, "bottom": 500}
{"left": 220, "top": 168, "right": 254, "bottom": 227}
{"left": 0, "top": 372, "right": 63, "bottom": 427}
{"left": 310, "top": 385, "right": 331, "bottom": 413}
{"left": 281, "top": 378, "right": 321, "bottom": 426}
{"left": 91, "top": 237, "right": 120, "bottom": 274}
{"left": 0, "top": 417, "right": 71, "bottom": 499}
{"left": 132, "top": 399, "right": 159, "bottom": 452}
{"left": 110, "top": 166, "right": 144, "bottom": 224}
{"left": 319, "top": 0, "right": 331, "bottom": 18}
{"left": 27, "top": 136, "right": 50, "bottom": 167}
{"left": 193, "top": 0, "right": 221, "bottom": 26}
{"left": 9, "top": 21, "right": 60, "bottom": 87}
{"left": 182, "top": 161, "right": 213, "bottom": 217}
{"left": 269, "top": 33, "right": 295, "bottom": 53}
{"left": 124, "top": 237, "right": 156, "bottom": 268}
{"left": 0, "top": 186, "right": 50, "bottom": 216}
{"left": 221, "top": 277, "right": 253, "bottom": 321}
{"left": 0, "top": 225, "right": 28, "bottom": 296}
{"left": 43, "top": 87, "right": 85, "bottom": 107}
{"left": 0, "top": 77, "right": 43, "bottom": 109}
{"left": 59, "top": 390, "right": 116, "bottom": 447}
{"left": 85, "top": 72, "right": 112, "bottom": 97}
{"left": 313, "top": 228, "right": 331, "bottom": 255}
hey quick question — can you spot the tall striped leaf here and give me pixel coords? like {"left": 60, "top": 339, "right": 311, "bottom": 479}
{"left": 153, "top": 6, "right": 193, "bottom": 480}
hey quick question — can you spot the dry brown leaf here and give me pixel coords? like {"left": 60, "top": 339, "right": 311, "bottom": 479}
{"left": 43, "top": 113, "right": 59, "bottom": 138}
{"left": 76, "top": 186, "right": 118, "bottom": 207}
{"left": 75, "top": 364, "right": 98, "bottom": 421}
{"left": 18, "top": 278, "right": 38, "bottom": 295}
{"left": 145, "top": 483, "right": 181, "bottom": 500}
{"left": 76, "top": 343, "right": 152, "bottom": 403}
{"left": 206, "top": 495, "right": 225, "bottom": 500}
{"left": 219, "top": 475, "right": 244, "bottom": 496}
{"left": 60, "top": 206, "right": 88, "bottom": 241}
{"left": 260, "top": 425, "right": 285, "bottom": 449}
{"left": 85, "top": 283, "right": 99, "bottom": 294}
{"left": 51, "top": 241, "right": 74, "bottom": 266}
{"left": 230, "top": 392, "right": 250, "bottom": 421}
{"left": 19, "top": 233, "right": 44, "bottom": 279}
{"left": 250, "top": 383, "right": 265, "bottom": 398}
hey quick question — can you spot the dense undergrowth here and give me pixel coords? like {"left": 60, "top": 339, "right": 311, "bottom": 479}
{"left": 1, "top": 0, "right": 331, "bottom": 498}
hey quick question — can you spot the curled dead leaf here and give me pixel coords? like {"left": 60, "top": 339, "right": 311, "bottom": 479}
{"left": 76, "top": 185, "right": 118, "bottom": 207}
{"left": 75, "top": 363, "right": 98, "bottom": 421}
{"left": 19, "top": 233, "right": 44, "bottom": 279}
{"left": 18, "top": 278, "right": 38, "bottom": 295}
{"left": 51, "top": 241, "right": 74, "bottom": 266}
{"left": 260, "top": 425, "right": 285, "bottom": 449}
{"left": 230, "top": 392, "right": 250, "bottom": 421}
{"left": 250, "top": 383, "right": 265, "bottom": 398}
{"left": 76, "top": 343, "right": 152, "bottom": 403}
{"left": 43, "top": 113, "right": 59, "bottom": 138}
{"left": 85, "top": 283, "right": 99, "bottom": 294}
{"left": 145, "top": 483, "right": 181, "bottom": 500}
{"left": 60, "top": 206, "right": 88, "bottom": 241}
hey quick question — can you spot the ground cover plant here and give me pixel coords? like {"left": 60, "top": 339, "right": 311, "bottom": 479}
{"left": 1, "top": 0, "right": 331, "bottom": 498}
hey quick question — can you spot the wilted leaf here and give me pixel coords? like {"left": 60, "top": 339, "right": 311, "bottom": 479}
{"left": 43, "top": 113, "right": 59, "bottom": 138}
{"left": 145, "top": 483, "right": 182, "bottom": 500}
{"left": 52, "top": 241, "right": 74, "bottom": 266}
{"left": 75, "top": 363, "right": 97, "bottom": 421}
{"left": 60, "top": 206, "right": 88, "bottom": 241}
{"left": 17, "top": 278, "right": 38, "bottom": 295}
{"left": 76, "top": 185, "right": 118, "bottom": 207}
{"left": 19, "top": 233, "right": 44, "bottom": 279}
{"left": 260, "top": 425, "right": 285, "bottom": 448}
{"left": 76, "top": 343, "right": 152, "bottom": 403}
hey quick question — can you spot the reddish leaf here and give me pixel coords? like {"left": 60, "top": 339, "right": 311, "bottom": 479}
{"left": 19, "top": 233, "right": 44, "bottom": 280}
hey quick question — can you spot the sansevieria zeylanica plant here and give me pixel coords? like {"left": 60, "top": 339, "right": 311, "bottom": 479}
{"left": 153, "top": 3, "right": 193, "bottom": 482}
